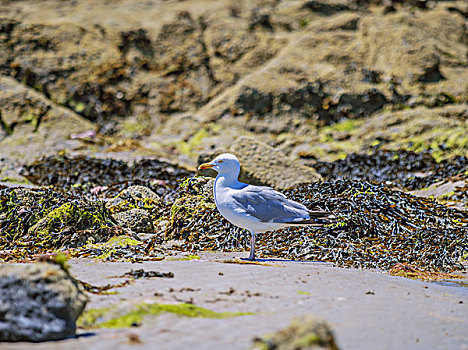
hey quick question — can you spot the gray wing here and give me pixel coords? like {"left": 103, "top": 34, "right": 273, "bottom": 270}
{"left": 231, "top": 185, "right": 310, "bottom": 223}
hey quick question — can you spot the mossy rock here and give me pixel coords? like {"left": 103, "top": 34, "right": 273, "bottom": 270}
{"left": 106, "top": 186, "right": 164, "bottom": 222}
{"left": 27, "top": 201, "right": 115, "bottom": 248}
{"left": 0, "top": 187, "right": 74, "bottom": 242}
{"left": 252, "top": 316, "right": 339, "bottom": 350}
{"left": 165, "top": 177, "right": 247, "bottom": 251}
{"left": 113, "top": 208, "right": 153, "bottom": 233}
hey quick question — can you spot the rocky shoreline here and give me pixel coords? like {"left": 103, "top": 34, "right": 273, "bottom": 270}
{"left": 1, "top": 0, "right": 467, "bottom": 347}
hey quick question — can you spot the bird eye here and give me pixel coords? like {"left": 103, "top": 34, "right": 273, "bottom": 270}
{"left": 218, "top": 160, "right": 224, "bottom": 163}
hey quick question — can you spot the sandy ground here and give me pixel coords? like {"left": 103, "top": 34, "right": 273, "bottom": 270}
{"left": 2, "top": 253, "right": 467, "bottom": 350}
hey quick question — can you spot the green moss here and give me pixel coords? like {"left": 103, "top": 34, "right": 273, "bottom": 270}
{"left": 107, "top": 197, "right": 160, "bottom": 215}
{"left": 53, "top": 253, "right": 70, "bottom": 273}
{"left": 30, "top": 201, "right": 113, "bottom": 238}
{"left": 393, "top": 125, "right": 468, "bottom": 161}
{"left": 299, "top": 17, "right": 312, "bottom": 28}
{"left": 438, "top": 191, "right": 456, "bottom": 199}
{"left": 167, "top": 255, "right": 201, "bottom": 261}
{"left": 297, "top": 290, "right": 311, "bottom": 296}
{"left": 0, "top": 176, "right": 32, "bottom": 185}
{"left": 177, "top": 128, "right": 210, "bottom": 156}
{"left": 170, "top": 184, "right": 215, "bottom": 219}
{"left": 293, "top": 333, "right": 321, "bottom": 347}
{"left": 323, "top": 118, "right": 365, "bottom": 133}
{"left": 78, "top": 302, "right": 252, "bottom": 329}
{"left": 72, "top": 235, "right": 143, "bottom": 260}
{"left": 74, "top": 102, "right": 86, "bottom": 113}
{"left": 0, "top": 112, "right": 13, "bottom": 136}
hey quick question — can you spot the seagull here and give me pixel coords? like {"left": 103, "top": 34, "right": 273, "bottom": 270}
{"left": 198, "top": 153, "right": 332, "bottom": 261}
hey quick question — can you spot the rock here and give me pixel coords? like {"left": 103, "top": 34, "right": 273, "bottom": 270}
{"left": 27, "top": 200, "right": 115, "bottom": 248}
{"left": 199, "top": 136, "right": 323, "bottom": 189}
{"left": 314, "top": 13, "right": 360, "bottom": 31}
{"left": 106, "top": 186, "right": 163, "bottom": 221}
{"left": 335, "top": 89, "right": 387, "bottom": 119}
{"left": 231, "top": 136, "right": 323, "bottom": 189}
{"left": 0, "top": 262, "right": 87, "bottom": 342}
{"left": 1, "top": 0, "right": 467, "bottom": 169}
{"left": 252, "top": 316, "right": 339, "bottom": 350}
{"left": 301, "top": 103, "right": 468, "bottom": 162}
{"left": 302, "top": 0, "right": 351, "bottom": 16}
{"left": 113, "top": 208, "right": 153, "bottom": 233}
{"left": 0, "top": 75, "right": 95, "bottom": 162}
{"left": 106, "top": 185, "right": 160, "bottom": 208}
{"left": 359, "top": 9, "right": 466, "bottom": 84}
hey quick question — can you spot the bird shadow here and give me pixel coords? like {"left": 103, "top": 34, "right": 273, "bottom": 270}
{"left": 69, "top": 332, "right": 96, "bottom": 339}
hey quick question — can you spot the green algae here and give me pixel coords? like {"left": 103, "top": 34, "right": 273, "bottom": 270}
{"left": 118, "top": 112, "right": 154, "bottom": 137}
{"left": 78, "top": 302, "right": 252, "bottom": 329}
{"left": 176, "top": 128, "right": 210, "bottom": 156}
{"left": 169, "top": 178, "right": 215, "bottom": 219}
{"left": 53, "top": 252, "right": 71, "bottom": 273}
{"left": 0, "top": 187, "right": 124, "bottom": 260}
{"left": 70, "top": 235, "right": 145, "bottom": 261}
{"left": 166, "top": 254, "right": 201, "bottom": 261}
{"left": 297, "top": 290, "right": 311, "bottom": 296}
{"left": 0, "top": 176, "right": 32, "bottom": 185}
{"left": 0, "top": 187, "right": 64, "bottom": 242}
{"left": 29, "top": 201, "right": 114, "bottom": 240}
{"left": 322, "top": 118, "right": 365, "bottom": 133}
{"left": 107, "top": 197, "right": 161, "bottom": 215}
{"left": 391, "top": 125, "right": 468, "bottom": 162}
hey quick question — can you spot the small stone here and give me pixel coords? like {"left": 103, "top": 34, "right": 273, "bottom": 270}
{"left": 252, "top": 315, "right": 339, "bottom": 350}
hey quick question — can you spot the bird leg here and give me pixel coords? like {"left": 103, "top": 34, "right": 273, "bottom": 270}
{"left": 247, "top": 231, "right": 256, "bottom": 261}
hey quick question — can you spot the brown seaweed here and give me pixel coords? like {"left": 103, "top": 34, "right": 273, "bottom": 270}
{"left": 312, "top": 149, "right": 467, "bottom": 191}
{"left": 166, "top": 179, "right": 468, "bottom": 271}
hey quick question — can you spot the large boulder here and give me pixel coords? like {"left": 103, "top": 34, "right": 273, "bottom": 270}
{"left": 0, "top": 262, "right": 87, "bottom": 342}
{"left": 0, "top": 75, "right": 94, "bottom": 162}
{"left": 359, "top": 9, "right": 466, "bottom": 84}
{"left": 199, "top": 136, "right": 323, "bottom": 189}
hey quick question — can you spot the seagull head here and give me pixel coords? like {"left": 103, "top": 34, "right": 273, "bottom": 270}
{"left": 198, "top": 153, "right": 240, "bottom": 175}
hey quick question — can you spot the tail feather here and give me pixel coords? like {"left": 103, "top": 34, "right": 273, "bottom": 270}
{"left": 284, "top": 210, "right": 335, "bottom": 226}
{"left": 309, "top": 210, "right": 334, "bottom": 219}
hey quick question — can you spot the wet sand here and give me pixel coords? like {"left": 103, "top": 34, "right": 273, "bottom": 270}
{"left": 3, "top": 252, "right": 467, "bottom": 350}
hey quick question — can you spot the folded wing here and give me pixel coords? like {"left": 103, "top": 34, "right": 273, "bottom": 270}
{"left": 231, "top": 185, "right": 317, "bottom": 224}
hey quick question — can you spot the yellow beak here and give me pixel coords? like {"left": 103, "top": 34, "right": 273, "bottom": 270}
{"left": 198, "top": 162, "right": 214, "bottom": 170}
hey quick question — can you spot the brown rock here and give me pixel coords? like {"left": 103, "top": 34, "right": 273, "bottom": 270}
{"left": 359, "top": 9, "right": 466, "bottom": 83}
{"left": 0, "top": 75, "right": 94, "bottom": 162}
{"left": 199, "top": 136, "right": 323, "bottom": 189}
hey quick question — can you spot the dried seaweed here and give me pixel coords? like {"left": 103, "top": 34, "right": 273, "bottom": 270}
{"left": 20, "top": 155, "right": 193, "bottom": 200}
{"left": 166, "top": 179, "right": 468, "bottom": 271}
{"left": 120, "top": 269, "right": 174, "bottom": 279}
{"left": 312, "top": 149, "right": 467, "bottom": 191}
{"left": 0, "top": 186, "right": 163, "bottom": 262}
{"left": 4, "top": 153, "right": 468, "bottom": 271}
